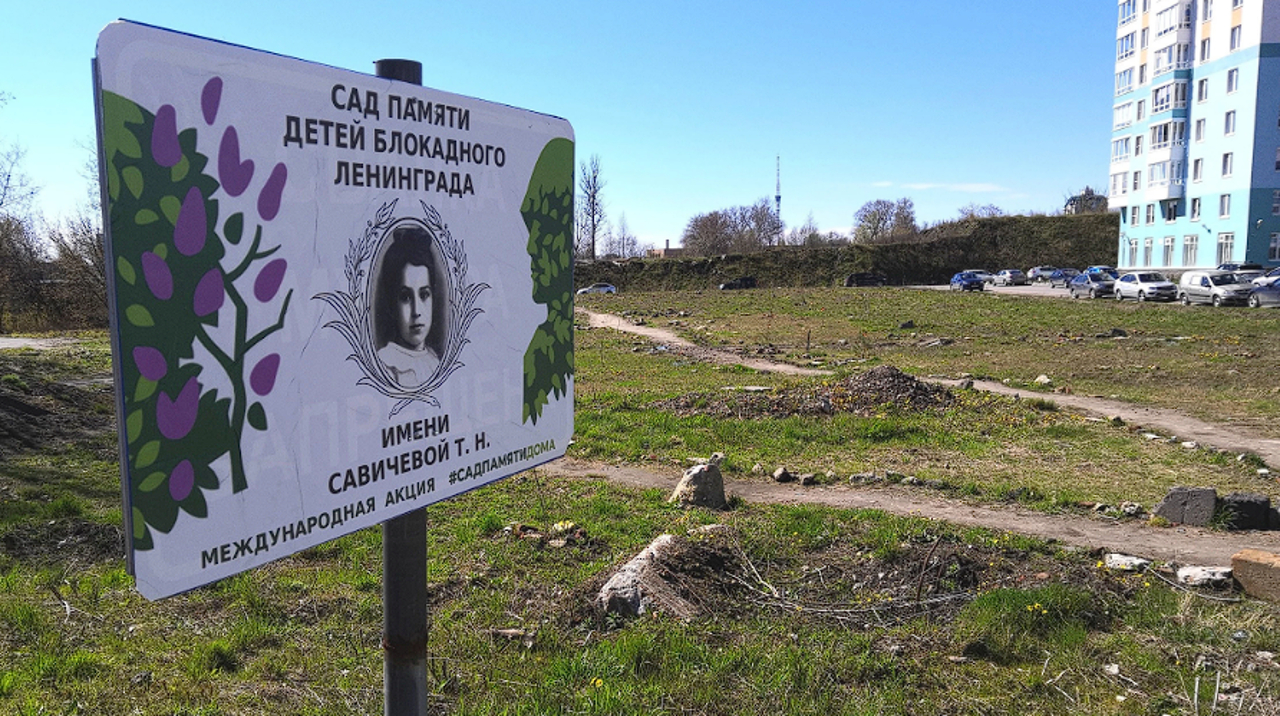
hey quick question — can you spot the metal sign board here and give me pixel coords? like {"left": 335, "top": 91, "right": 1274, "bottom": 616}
{"left": 94, "top": 21, "right": 574, "bottom": 599}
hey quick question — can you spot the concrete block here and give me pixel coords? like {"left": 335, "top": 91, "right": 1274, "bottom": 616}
{"left": 1154, "top": 486, "right": 1218, "bottom": 526}
{"left": 1221, "top": 493, "right": 1272, "bottom": 531}
{"left": 1232, "top": 549, "right": 1280, "bottom": 603}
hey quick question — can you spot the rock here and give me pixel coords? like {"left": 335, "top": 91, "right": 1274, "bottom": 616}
{"left": 1104, "top": 553, "right": 1152, "bottom": 571}
{"left": 824, "top": 470, "right": 838, "bottom": 481}
{"left": 849, "top": 472, "right": 875, "bottom": 483}
{"left": 669, "top": 453, "right": 727, "bottom": 510}
{"left": 1142, "top": 433, "right": 1162, "bottom": 440}
{"left": 1177, "top": 566, "right": 1233, "bottom": 587}
{"left": 596, "top": 534, "right": 697, "bottom": 619}
{"left": 1107, "top": 415, "right": 1125, "bottom": 426}
{"left": 1154, "top": 486, "right": 1218, "bottom": 526}
{"left": 1119, "top": 501, "right": 1143, "bottom": 516}
{"left": 1260, "top": 469, "right": 1272, "bottom": 478}
{"left": 1220, "top": 493, "right": 1271, "bottom": 531}
{"left": 1232, "top": 550, "right": 1280, "bottom": 604}
{"left": 1181, "top": 441, "right": 1199, "bottom": 450}
{"left": 960, "top": 379, "right": 974, "bottom": 390}
{"left": 899, "top": 320, "right": 916, "bottom": 329}
{"left": 799, "top": 473, "right": 817, "bottom": 486}
{"left": 773, "top": 467, "right": 794, "bottom": 483}
{"left": 1034, "top": 374, "right": 1052, "bottom": 385}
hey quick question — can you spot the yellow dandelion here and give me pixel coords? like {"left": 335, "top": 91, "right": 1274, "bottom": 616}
{"left": 591, "top": 677, "right": 603, "bottom": 689}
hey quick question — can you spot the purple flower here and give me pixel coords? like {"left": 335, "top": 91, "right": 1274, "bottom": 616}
{"left": 156, "top": 377, "right": 200, "bottom": 440}
{"left": 218, "top": 127, "right": 254, "bottom": 197}
{"left": 141, "top": 251, "right": 173, "bottom": 300}
{"left": 258, "top": 163, "right": 287, "bottom": 221}
{"left": 174, "top": 186, "right": 207, "bottom": 256}
{"left": 254, "top": 259, "right": 287, "bottom": 302}
{"left": 169, "top": 460, "right": 195, "bottom": 501}
{"left": 201, "top": 77, "right": 223, "bottom": 125}
{"left": 250, "top": 354, "right": 281, "bottom": 396}
{"left": 151, "top": 104, "right": 182, "bottom": 168}
{"left": 132, "top": 346, "right": 167, "bottom": 381}
{"left": 193, "top": 268, "right": 225, "bottom": 317}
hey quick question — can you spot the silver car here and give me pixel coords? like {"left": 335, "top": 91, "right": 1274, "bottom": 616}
{"left": 1068, "top": 272, "right": 1115, "bottom": 299}
{"left": 1114, "top": 271, "right": 1177, "bottom": 302}
{"left": 1178, "top": 270, "right": 1253, "bottom": 306}
{"left": 1248, "top": 277, "right": 1280, "bottom": 308}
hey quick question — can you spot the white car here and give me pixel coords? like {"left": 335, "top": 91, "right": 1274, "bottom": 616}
{"left": 965, "top": 269, "right": 995, "bottom": 284}
{"left": 1114, "top": 271, "right": 1178, "bottom": 302}
{"left": 576, "top": 283, "right": 616, "bottom": 295}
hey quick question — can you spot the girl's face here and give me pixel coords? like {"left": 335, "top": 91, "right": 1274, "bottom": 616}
{"left": 394, "top": 263, "right": 432, "bottom": 350}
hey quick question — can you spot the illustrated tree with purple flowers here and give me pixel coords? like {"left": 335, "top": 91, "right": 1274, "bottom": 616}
{"left": 101, "top": 78, "right": 291, "bottom": 550}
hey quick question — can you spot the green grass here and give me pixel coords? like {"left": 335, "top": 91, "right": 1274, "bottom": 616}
{"left": 3, "top": 286, "right": 1280, "bottom": 713}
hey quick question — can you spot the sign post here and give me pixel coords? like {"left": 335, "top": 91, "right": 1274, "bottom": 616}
{"left": 374, "top": 57, "right": 430, "bottom": 716}
{"left": 94, "top": 20, "right": 573, "bottom": 613}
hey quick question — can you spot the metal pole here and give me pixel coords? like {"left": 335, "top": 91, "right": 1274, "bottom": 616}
{"left": 377, "top": 58, "right": 428, "bottom": 716}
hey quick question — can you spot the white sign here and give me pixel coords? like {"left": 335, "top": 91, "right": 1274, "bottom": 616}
{"left": 95, "top": 22, "right": 575, "bottom": 599}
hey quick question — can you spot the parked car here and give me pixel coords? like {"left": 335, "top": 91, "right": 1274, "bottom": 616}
{"left": 718, "top": 276, "right": 757, "bottom": 290}
{"left": 1027, "top": 266, "right": 1057, "bottom": 282}
{"left": 1178, "top": 269, "right": 1253, "bottom": 306}
{"left": 1113, "top": 271, "right": 1178, "bottom": 302}
{"left": 1252, "top": 267, "right": 1280, "bottom": 286}
{"left": 1248, "top": 277, "right": 1280, "bottom": 308}
{"left": 1068, "top": 272, "right": 1116, "bottom": 299}
{"left": 1085, "top": 265, "right": 1120, "bottom": 279}
{"left": 1234, "top": 269, "right": 1265, "bottom": 284}
{"left": 1217, "top": 262, "right": 1263, "bottom": 272}
{"left": 576, "top": 282, "right": 616, "bottom": 295}
{"left": 993, "top": 269, "right": 1028, "bottom": 286}
{"left": 844, "top": 272, "right": 887, "bottom": 287}
{"left": 1048, "top": 268, "right": 1080, "bottom": 288}
{"left": 949, "top": 271, "right": 985, "bottom": 291}
{"left": 965, "top": 269, "right": 995, "bottom": 284}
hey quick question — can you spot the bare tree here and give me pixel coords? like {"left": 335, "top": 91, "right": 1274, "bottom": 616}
{"left": 853, "top": 199, "right": 895, "bottom": 244}
{"left": 681, "top": 198, "right": 782, "bottom": 256}
{"left": 0, "top": 94, "right": 37, "bottom": 219}
{"left": 605, "top": 213, "right": 640, "bottom": 258}
{"left": 890, "top": 198, "right": 917, "bottom": 235}
{"left": 575, "top": 154, "right": 606, "bottom": 260}
{"left": 957, "top": 202, "right": 1005, "bottom": 220}
{"left": 681, "top": 210, "right": 735, "bottom": 256}
{"left": 0, "top": 214, "right": 48, "bottom": 332}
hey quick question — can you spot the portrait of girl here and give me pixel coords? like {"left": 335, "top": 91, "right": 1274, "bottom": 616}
{"left": 373, "top": 224, "right": 447, "bottom": 386}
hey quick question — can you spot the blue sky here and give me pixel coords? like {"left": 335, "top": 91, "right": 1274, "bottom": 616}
{"left": 2, "top": 1, "right": 1117, "bottom": 248}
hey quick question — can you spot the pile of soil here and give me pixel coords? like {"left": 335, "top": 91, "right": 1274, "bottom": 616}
{"left": 0, "top": 366, "right": 115, "bottom": 461}
{"left": 652, "top": 365, "right": 954, "bottom": 419}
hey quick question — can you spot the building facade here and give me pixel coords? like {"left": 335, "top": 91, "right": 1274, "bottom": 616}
{"left": 1109, "top": 0, "right": 1280, "bottom": 270}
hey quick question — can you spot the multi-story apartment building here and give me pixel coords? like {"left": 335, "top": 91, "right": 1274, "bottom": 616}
{"left": 1109, "top": 0, "right": 1280, "bottom": 269}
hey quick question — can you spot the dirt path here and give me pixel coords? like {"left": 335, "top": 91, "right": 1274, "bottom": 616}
{"left": 0, "top": 337, "right": 81, "bottom": 350}
{"left": 572, "top": 308, "right": 1280, "bottom": 567}
{"left": 578, "top": 308, "right": 1280, "bottom": 465}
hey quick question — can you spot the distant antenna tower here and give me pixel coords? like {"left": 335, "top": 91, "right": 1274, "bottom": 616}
{"left": 774, "top": 155, "right": 781, "bottom": 219}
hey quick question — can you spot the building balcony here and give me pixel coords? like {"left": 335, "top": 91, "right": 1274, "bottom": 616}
{"left": 1144, "top": 180, "right": 1184, "bottom": 201}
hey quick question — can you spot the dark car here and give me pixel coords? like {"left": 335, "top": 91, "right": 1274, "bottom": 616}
{"left": 844, "top": 272, "right": 887, "bottom": 287}
{"left": 1048, "top": 268, "right": 1080, "bottom": 288}
{"left": 1248, "top": 277, "right": 1280, "bottom": 308}
{"left": 1085, "top": 265, "right": 1120, "bottom": 279}
{"left": 1217, "top": 262, "right": 1263, "bottom": 272}
{"left": 949, "top": 272, "right": 985, "bottom": 291}
{"left": 1068, "top": 272, "right": 1115, "bottom": 299}
{"left": 718, "top": 276, "right": 757, "bottom": 290}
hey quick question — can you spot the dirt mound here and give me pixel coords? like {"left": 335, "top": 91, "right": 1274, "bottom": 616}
{"left": 0, "top": 369, "right": 116, "bottom": 461}
{"left": 653, "top": 365, "right": 953, "bottom": 419}
{"left": 1, "top": 518, "right": 124, "bottom": 568}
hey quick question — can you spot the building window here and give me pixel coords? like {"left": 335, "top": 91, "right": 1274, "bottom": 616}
{"left": 1233, "top": 0, "right": 1244, "bottom": 8}
{"left": 1129, "top": 240, "right": 1139, "bottom": 266}
{"left": 1191, "top": 197, "right": 1202, "bottom": 220}
{"left": 1131, "top": 207, "right": 1140, "bottom": 225}
{"left": 1197, "top": 78, "right": 1209, "bottom": 102}
{"left": 1119, "top": 0, "right": 1137, "bottom": 25}
{"left": 1166, "top": 200, "right": 1179, "bottom": 222}
{"left": 1142, "top": 27, "right": 1150, "bottom": 48}
{"left": 1271, "top": 233, "right": 1280, "bottom": 261}
{"left": 1184, "top": 235, "right": 1199, "bottom": 266}
{"left": 1193, "top": 158, "right": 1203, "bottom": 182}
{"left": 1223, "top": 152, "right": 1233, "bottom": 177}
{"left": 1146, "top": 204, "right": 1156, "bottom": 224}
{"left": 1220, "top": 194, "right": 1231, "bottom": 218}
{"left": 1134, "top": 170, "right": 1142, "bottom": 190}
{"left": 1195, "top": 118, "right": 1206, "bottom": 142}
{"left": 1200, "top": 38, "right": 1211, "bottom": 62}
{"left": 1227, "top": 68, "right": 1240, "bottom": 93}
{"left": 1163, "top": 236, "right": 1176, "bottom": 266}
{"left": 1225, "top": 111, "right": 1236, "bottom": 135}
{"left": 1111, "top": 137, "right": 1132, "bottom": 162}
{"left": 1143, "top": 238, "right": 1154, "bottom": 266}
{"left": 1135, "top": 136, "right": 1144, "bottom": 156}
{"left": 1230, "top": 25, "right": 1243, "bottom": 52}
{"left": 1275, "top": 148, "right": 1280, "bottom": 170}
{"left": 1202, "top": 0, "right": 1212, "bottom": 20}
{"left": 1140, "top": 64, "right": 1148, "bottom": 85}
{"left": 1118, "top": 33, "right": 1137, "bottom": 61}
{"left": 1273, "top": 190, "right": 1280, "bottom": 214}
{"left": 1116, "top": 69, "right": 1135, "bottom": 96}
{"left": 1111, "top": 172, "right": 1128, "bottom": 196}
{"left": 1114, "top": 102, "right": 1134, "bottom": 129}
{"left": 1137, "top": 100, "right": 1146, "bottom": 120}
{"left": 1217, "top": 233, "right": 1235, "bottom": 264}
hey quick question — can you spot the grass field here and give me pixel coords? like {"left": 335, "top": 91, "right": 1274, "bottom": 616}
{"left": 2, "top": 287, "right": 1279, "bottom": 714}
